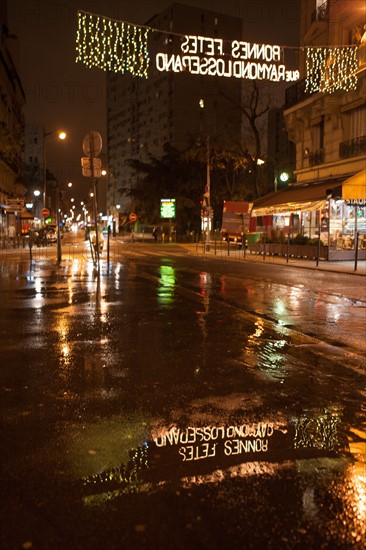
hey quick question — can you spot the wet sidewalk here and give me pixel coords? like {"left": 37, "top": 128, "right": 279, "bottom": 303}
{"left": 0, "top": 239, "right": 365, "bottom": 276}
{"left": 181, "top": 242, "right": 366, "bottom": 276}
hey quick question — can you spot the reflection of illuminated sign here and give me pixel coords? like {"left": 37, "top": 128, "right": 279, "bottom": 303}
{"left": 82, "top": 413, "right": 343, "bottom": 497}
{"left": 293, "top": 412, "right": 341, "bottom": 450}
{"left": 156, "top": 35, "right": 299, "bottom": 83}
{"left": 154, "top": 423, "right": 275, "bottom": 462}
{"left": 160, "top": 198, "right": 176, "bottom": 218}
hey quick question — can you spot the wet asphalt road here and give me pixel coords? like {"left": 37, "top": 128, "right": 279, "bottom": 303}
{"left": 0, "top": 244, "right": 365, "bottom": 550}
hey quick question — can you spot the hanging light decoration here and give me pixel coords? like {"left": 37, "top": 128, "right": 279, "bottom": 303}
{"left": 305, "top": 47, "right": 358, "bottom": 94}
{"left": 75, "top": 9, "right": 362, "bottom": 94}
{"left": 75, "top": 10, "right": 150, "bottom": 77}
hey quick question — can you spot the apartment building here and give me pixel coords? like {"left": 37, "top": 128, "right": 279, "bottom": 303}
{"left": 0, "top": 1, "right": 25, "bottom": 235}
{"left": 267, "top": 107, "right": 296, "bottom": 190}
{"left": 106, "top": 3, "right": 243, "bottom": 220}
{"left": 253, "top": 0, "right": 366, "bottom": 260}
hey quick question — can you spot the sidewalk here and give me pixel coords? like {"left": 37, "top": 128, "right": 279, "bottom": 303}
{"left": 182, "top": 243, "right": 366, "bottom": 276}
{"left": 0, "top": 240, "right": 365, "bottom": 276}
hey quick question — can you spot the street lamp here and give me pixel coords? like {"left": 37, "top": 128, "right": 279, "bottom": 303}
{"left": 102, "top": 169, "right": 117, "bottom": 235}
{"left": 56, "top": 180, "right": 72, "bottom": 263}
{"left": 31, "top": 189, "right": 41, "bottom": 219}
{"left": 43, "top": 129, "right": 67, "bottom": 212}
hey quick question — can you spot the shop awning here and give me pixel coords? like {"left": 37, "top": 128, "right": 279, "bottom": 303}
{"left": 252, "top": 181, "right": 342, "bottom": 216}
{"left": 342, "top": 169, "right": 366, "bottom": 200}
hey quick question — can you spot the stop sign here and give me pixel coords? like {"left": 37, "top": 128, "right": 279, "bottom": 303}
{"left": 129, "top": 213, "right": 137, "bottom": 222}
{"left": 41, "top": 208, "right": 50, "bottom": 217}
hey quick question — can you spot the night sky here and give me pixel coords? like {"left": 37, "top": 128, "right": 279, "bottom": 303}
{"left": 7, "top": 0, "right": 300, "bottom": 204}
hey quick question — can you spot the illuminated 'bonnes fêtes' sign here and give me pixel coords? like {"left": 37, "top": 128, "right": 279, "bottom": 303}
{"left": 156, "top": 35, "right": 299, "bottom": 82}
{"left": 75, "top": 11, "right": 358, "bottom": 92}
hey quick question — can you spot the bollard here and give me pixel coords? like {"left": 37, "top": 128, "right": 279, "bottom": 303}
{"left": 107, "top": 226, "right": 110, "bottom": 269}
{"left": 28, "top": 233, "right": 33, "bottom": 262}
{"left": 354, "top": 232, "right": 359, "bottom": 272}
{"left": 316, "top": 233, "right": 321, "bottom": 267}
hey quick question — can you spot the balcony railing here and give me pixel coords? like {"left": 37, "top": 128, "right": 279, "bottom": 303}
{"left": 311, "top": 1, "right": 329, "bottom": 23}
{"left": 308, "top": 149, "right": 325, "bottom": 166}
{"left": 339, "top": 136, "right": 366, "bottom": 159}
{"left": 285, "top": 79, "right": 312, "bottom": 109}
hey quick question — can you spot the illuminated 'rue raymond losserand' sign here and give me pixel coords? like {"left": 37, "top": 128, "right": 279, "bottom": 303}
{"left": 76, "top": 12, "right": 357, "bottom": 92}
{"left": 156, "top": 35, "right": 300, "bottom": 82}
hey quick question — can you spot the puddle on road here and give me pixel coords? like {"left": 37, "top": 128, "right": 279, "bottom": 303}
{"left": 73, "top": 409, "right": 365, "bottom": 550}
{"left": 1, "top": 259, "right": 365, "bottom": 548}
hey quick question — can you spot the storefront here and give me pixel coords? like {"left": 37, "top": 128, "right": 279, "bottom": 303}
{"left": 251, "top": 171, "right": 366, "bottom": 261}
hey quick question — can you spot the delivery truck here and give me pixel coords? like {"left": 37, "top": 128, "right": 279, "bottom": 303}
{"left": 220, "top": 201, "right": 253, "bottom": 244}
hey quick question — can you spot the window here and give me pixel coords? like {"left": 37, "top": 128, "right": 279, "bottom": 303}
{"left": 350, "top": 106, "right": 366, "bottom": 139}
{"left": 312, "top": 1, "right": 328, "bottom": 23}
{"left": 340, "top": 105, "right": 366, "bottom": 158}
{"left": 312, "top": 116, "right": 324, "bottom": 150}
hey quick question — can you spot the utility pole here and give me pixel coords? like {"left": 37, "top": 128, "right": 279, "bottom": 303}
{"left": 82, "top": 131, "right": 103, "bottom": 269}
{"left": 56, "top": 188, "right": 62, "bottom": 263}
{"left": 206, "top": 136, "right": 212, "bottom": 245}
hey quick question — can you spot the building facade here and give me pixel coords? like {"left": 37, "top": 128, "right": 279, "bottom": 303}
{"left": 0, "top": 2, "right": 25, "bottom": 236}
{"left": 23, "top": 123, "right": 44, "bottom": 221}
{"left": 267, "top": 107, "right": 296, "bottom": 190}
{"left": 253, "top": 0, "right": 366, "bottom": 260}
{"left": 106, "top": 2, "right": 243, "bottom": 226}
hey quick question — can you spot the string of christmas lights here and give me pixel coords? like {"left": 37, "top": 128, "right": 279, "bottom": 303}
{"left": 75, "top": 11, "right": 150, "bottom": 77}
{"left": 75, "top": 9, "right": 360, "bottom": 93}
{"left": 305, "top": 47, "right": 358, "bottom": 94}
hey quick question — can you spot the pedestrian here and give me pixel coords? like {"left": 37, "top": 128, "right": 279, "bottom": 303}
{"left": 152, "top": 226, "right": 158, "bottom": 242}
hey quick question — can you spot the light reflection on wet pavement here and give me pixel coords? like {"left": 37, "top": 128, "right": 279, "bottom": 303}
{"left": 0, "top": 256, "right": 365, "bottom": 549}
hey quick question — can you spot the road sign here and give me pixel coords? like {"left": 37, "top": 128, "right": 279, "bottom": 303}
{"left": 82, "top": 131, "right": 102, "bottom": 157}
{"left": 41, "top": 208, "right": 50, "bottom": 217}
{"left": 129, "top": 213, "right": 137, "bottom": 222}
{"left": 6, "top": 198, "right": 25, "bottom": 209}
{"left": 81, "top": 157, "right": 102, "bottom": 177}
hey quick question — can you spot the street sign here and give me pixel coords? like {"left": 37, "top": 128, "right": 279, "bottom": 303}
{"left": 129, "top": 212, "right": 137, "bottom": 222}
{"left": 41, "top": 208, "right": 50, "bottom": 217}
{"left": 6, "top": 198, "right": 25, "bottom": 209}
{"left": 81, "top": 157, "right": 102, "bottom": 177}
{"left": 82, "top": 131, "right": 102, "bottom": 157}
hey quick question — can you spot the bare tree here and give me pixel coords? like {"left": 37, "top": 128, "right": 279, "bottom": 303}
{"left": 219, "top": 81, "right": 271, "bottom": 199}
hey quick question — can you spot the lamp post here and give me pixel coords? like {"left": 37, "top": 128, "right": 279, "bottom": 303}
{"left": 33, "top": 189, "right": 41, "bottom": 218}
{"left": 56, "top": 181, "right": 72, "bottom": 263}
{"left": 43, "top": 129, "right": 67, "bottom": 212}
{"left": 56, "top": 189, "right": 62, "bottom": 262}
{"left": 102, "top": 169, "right": 117, "bottom": 236}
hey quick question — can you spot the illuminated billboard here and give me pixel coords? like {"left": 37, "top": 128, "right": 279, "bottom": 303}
{"left": 160, "top": 198, "right": 176, "bottom": 219}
